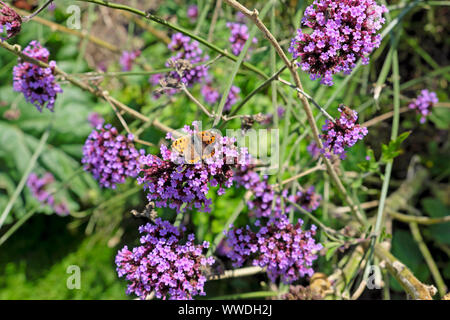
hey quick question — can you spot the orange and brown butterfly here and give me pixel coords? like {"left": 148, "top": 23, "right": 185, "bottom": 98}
{"left": 171, "top": 130, "right": 219, "bottom": 164}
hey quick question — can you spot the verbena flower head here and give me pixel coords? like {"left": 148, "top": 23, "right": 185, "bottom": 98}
{"left": 119, "top": 50, "right": 141, "bottom": 71}
{"left": 201, "top": 82, "right": 220, "bottom": 105}
{"left": 12, "top": 41, "right": 62, "bottom": 112}
{"left": 287, "top": 186, "right": 322, "bottom": 212}
{"left": 225, "top": 216, "right": 322, "bottom": 283}
{"left": 0, "top": 1, "right": 21, "bottom": 40}
{"left": 234, "top": 165, "right": 322, "bottom": 218}
{"left": 201, "top": 83, "right": 240, "bottom": 112}
{"left": 116, "top": 218, "right": 215, "bottom": 300}
{"left": 320, "top": 105, "right": 368, "bottom": 159}
{"left": 226, "top": 22, "right": 258, "bottom": 56}
{"left": 27, "top": 172, "right": 69, "bottom": 216}
{"left": 138, "top": 122, "right": 250, "bottom": 213}
{"left": 223, "top": 85, "right": 240, "bottom": 113}
{"left": 150, "top": 33, "right": 209, "bottom": 97}
{"left": 87, "top": 112, "right": 105, "bottom": 128}
{"left": 408, "top": 89, "right": 438, "bottom": 124}
{"left": 289, "top": 0, "right": 388, "bottom": 85}
{"left": 82, "top": 124, "right": 142, "bottom": 189}
{"left": 167, "top": 33, "right": 209, "bottom": 87}
{"left": 187, "top": 5, "right": 198, "bottom": 23}
{"left": 307, "top": 141, "right": 321, "bottom": 159}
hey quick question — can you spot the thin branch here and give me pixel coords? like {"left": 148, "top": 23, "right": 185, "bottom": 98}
{"left": 208, "top": 266, "right": 265, "bottom": 281}
{"left": 387, "top": 209, "right": 450, "bottom": 225}
{"left": 409, "top": 222, "right": 447, "bottom": 297}
{"left": 278, "top": 77, "right": 335, "bottom": 122}
{"left": 208, "top": 0, "right": 223, "bottom": 42}
{"left": 374, "top": 244, "right": 437, "bottom": 300}
{"left": 21, "top": 0, "right": 53, "bottom": 22}
{"left": 0, "top": 129, "right": 50, "bottom": 229}
{"left": 277, "top": 164, "right": 326, "bottom": 187}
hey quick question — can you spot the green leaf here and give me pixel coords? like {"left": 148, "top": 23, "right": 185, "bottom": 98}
{"left": 422, "top": 198, "right": 450, "bottom": 245}
{"left": 325, "top": 242, "right": 342, "bottom": 261}
{"left": 429, "top": 106, "right": 450, "bottom": 130}
{"left": 381, "top": 131, "right": 411, "bottom": 162}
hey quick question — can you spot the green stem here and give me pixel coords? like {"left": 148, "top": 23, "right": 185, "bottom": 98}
{"left": 409, "top": 222, "right": 447, "bottom": 297}
{"left": 0, "top": 129, "right": 50, "bottom": 229}
{"left": 365, "top": 33, "right": 401, "bottom": 277}
{"left": 207, "top": 195, "right": 247, "bottom": 256}
{"left": 209, "top": 291, "right": 278, "bottom": 300}
{"left": 0, "top": 208, "right": 36, "bottom": 246}
{"left": 212, "top": 1, "right": 271, "bottom": 127}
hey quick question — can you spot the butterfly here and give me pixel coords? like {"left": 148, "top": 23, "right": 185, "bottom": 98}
{"left": 172, "top": 130, "right": 219, "bottom": 164}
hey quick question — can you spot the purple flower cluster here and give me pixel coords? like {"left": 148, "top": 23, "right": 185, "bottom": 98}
{"left": 234, "top": 165, "right": 322, "bottom": 218}
{"left": 82, "top": 124, "right": 142, "bottom": 189}
{"left": 320, "top": 106, "right": 368, "bottom": 159}
{"left": 307, "top": 141, "right": 321, "bottom": 159}
{"left": 116, "top": 218, "right": 214, "bottom": 300}
{"left": 200, "top": 82, "right": 240, "bottom": 112}
{"left": 226, "top": 22, "right": 258, "bottom": 56}
{"left": 0, "top": 1, "right": 21, "bottom": 40}
{"left": 234, "top": 165, "right": 286, "bottom": 218}
{"left": 87, "top": 112, "right": 104, "bottom": 128}
{"left": 408, "top": 89, "right": 438, "bottom": 124}
{"left": 119, "top": 50, "right": 141, "bottom": 71}
{"left": 167, "top": 33, "right": 209, "bottom": 87}
{"left": 138, "top": 123, "right": 250, "bottom": 213}
{"left": 289, "top": 0, "right": 388, "bottom": 85}
{"left": 201, "top": 82, "right": 220, "bottom": 104}
{"left": 225, "top": 216, "right": 322, "bottom": 283}
{"left": 12, "top": 41, "right": 62, "bottom": 112}
{"left": 223, "top": 85, "right": 240, "bottom": 113}
{"left": 27, "top": 172, "right": 69, "bottom": 216}
{"left": 287, "top": 187, "right": 322, "bottom": 212}
{"left": 187, "top": 5, "right": 198, "bottom": 23}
